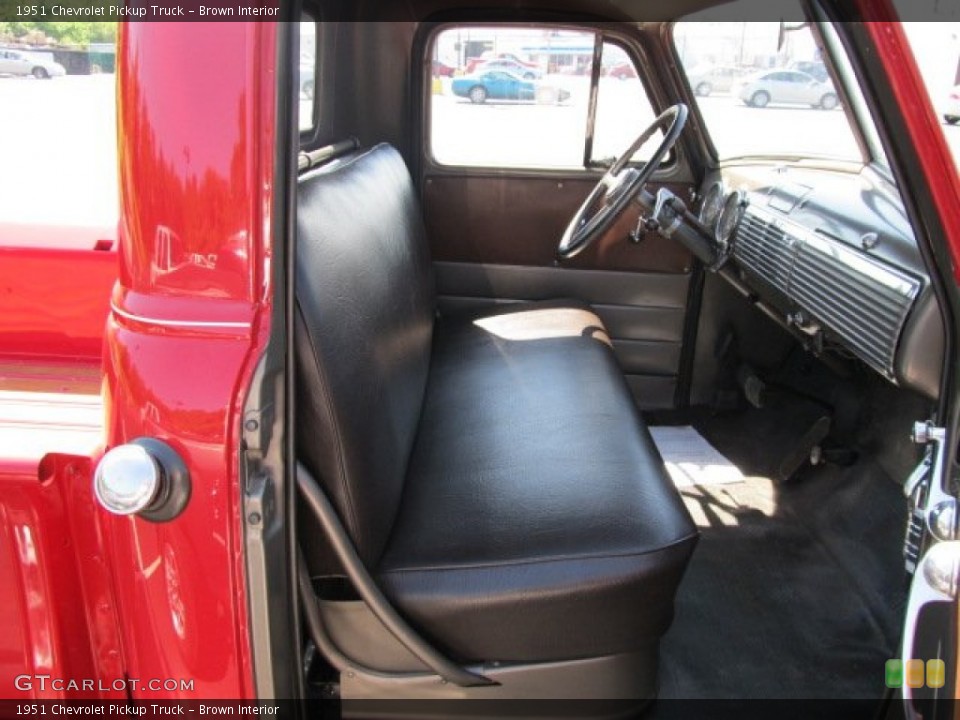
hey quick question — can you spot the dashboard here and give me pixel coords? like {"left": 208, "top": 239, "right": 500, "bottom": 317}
{"left": 693, "top": 163, "right": 943, "bottom": 399}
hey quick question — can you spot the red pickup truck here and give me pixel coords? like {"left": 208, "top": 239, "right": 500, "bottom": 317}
{"left": 1, "top": 3, "right": 959, "bottom": 717}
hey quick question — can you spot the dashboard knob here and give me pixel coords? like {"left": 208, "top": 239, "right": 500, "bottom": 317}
{"left": 93, "top": 438, "right": 191, "bottom": 522}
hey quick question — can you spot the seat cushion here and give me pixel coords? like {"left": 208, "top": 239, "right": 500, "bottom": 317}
{"left": 377, "top": 301, "right": 698, "bottom": 664}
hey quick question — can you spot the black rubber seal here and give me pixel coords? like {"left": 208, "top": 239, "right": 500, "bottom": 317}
{"left": 131, "top": 437, "right": 192, "bottom": 523}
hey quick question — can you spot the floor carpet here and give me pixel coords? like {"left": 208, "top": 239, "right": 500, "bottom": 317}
{"left": 651, "top": 405, "right": 908, "bottom": 702}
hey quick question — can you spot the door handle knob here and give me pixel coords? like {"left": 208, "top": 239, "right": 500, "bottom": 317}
{"left": 93, "top": 438, "right": 191, "bottom": 522}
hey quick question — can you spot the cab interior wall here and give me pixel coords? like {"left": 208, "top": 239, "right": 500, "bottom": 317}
{"left": 309, "top": 21, "right": 418, "bottom": 156}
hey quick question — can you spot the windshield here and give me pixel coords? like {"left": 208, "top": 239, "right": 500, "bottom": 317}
{"left": 673, "top": 19, "right": 862, "bottom": 163}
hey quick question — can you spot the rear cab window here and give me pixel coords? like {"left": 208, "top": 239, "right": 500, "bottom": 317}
{"left": 299, "top": 16, "right": 318, "bottom": 134}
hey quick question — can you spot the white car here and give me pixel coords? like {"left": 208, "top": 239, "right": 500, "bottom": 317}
{"left": 735, "top": 69, "right": 838, "bottom": 109}
{"left": 299, "top": 62, "right": 315, "bottom": 99}
{"left": 0, "top": 49, "right": 66, "bottom": 79}
{"left": 686, "top": 64, "right": 747, "bottom": 96}
{"left": 944, "top": 86, "right": 960, "bottom": 125}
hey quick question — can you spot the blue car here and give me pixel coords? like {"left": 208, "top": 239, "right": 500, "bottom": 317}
{"left": 452, "top": 70, "right": 569, "bottom": 105}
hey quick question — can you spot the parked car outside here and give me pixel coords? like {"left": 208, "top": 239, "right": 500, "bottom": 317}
{"left": 0, "top": 49, "right": 66, "bottom": 78}
{"left": 432, "top": 60, "right": 455, "bottom": 77}
{"left": 451, "top": 70, "right": 570, "bottom": 104}
{"left": 788, "top": 60, "right": 829, "bottom": 83}
{"left": 299, "top": 62, "right": 315, "bottom": 99}
{"left": 944, "top": 85, "right": 960, "bottom": 125}
{"left": 734, "top": 69, "right": 839, "bottom": 109}
{"left": 473, "top": 59, "right": 542, "bottom": 79}
{"left": 606, "top": 61, "right": 638, "bottom": 80}
{"left": 686, "top": 64, "right": 747, "bottom": 96}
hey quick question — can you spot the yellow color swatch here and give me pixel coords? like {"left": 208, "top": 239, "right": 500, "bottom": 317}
{"left": 927, "top": 659, "right": 945, "bottom": 689}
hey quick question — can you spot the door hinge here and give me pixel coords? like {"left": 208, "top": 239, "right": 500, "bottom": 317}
{"left": 904, "top": 422, "right": 956, "bottom": 574}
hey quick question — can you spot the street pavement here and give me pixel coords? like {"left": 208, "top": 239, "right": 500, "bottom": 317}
{"left": 0, "top": 74, "right": 117, "bottom": 229}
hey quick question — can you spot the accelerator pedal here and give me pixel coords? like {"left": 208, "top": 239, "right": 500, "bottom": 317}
{"left": 777, "top": 415, "right": 832, "bottom": 484}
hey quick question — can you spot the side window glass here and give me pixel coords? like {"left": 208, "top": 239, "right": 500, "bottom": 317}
{"left": 298, "top": 18, "right": 317, "bottom": 133}
{"left": 592, "top": 42, "right": 662, "bottom": 165}
{"left": 429, "top": 28, "right": 663, "bottom": 170}
{"left": 429, "top": 26, "right": 595, "bottom": 168}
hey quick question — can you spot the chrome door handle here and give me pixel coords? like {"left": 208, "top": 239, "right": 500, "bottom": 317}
{"left": 94, "top": 437, "right": 191, "bottom": 522}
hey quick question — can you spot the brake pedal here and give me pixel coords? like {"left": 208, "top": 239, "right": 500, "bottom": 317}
{"left": 737, "top": 365, "right": 767, "bottom": 409}
{"left": 777, "top": 415, "right": 832, "bottom": 483}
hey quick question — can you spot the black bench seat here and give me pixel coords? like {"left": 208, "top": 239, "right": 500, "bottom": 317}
{"left": 296, "top": 143, "right": 697, "bottom": 698}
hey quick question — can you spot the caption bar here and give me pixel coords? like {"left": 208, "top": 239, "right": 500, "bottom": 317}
{"left": 6, "top": 704, "right": 282, "bottom": 717}
{"left": 0, "top": 0, "right": 282, "bottom": 20}
{"left": 12, "top": 4, "right": 278, "bottom": 17}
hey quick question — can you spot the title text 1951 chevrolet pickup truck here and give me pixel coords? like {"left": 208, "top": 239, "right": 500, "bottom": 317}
{"left": 2, "top": 1, "right": 960, "bottom": 717}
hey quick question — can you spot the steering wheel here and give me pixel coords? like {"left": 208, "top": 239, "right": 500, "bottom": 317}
{"left": 558, "top": 104, "right": 689, "bottom": 260}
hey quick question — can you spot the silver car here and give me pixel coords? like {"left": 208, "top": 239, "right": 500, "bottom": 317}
{"left": 686, "top": 64, "right": 747, "bottom": 96}
{"left": 736, "top": 70, "right": 839, "bottom": 110}
{"left": 0, "top": 49, "right": 66, "bottom": 79}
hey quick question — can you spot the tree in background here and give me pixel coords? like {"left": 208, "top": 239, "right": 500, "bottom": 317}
{"left": 0, "top": 22, "right": 117, "bottom": 47}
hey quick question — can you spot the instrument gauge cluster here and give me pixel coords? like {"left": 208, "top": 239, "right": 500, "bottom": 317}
{"left": 698, "top": 182, "right": 724, "bottom": 231}
{"left": 716, "top": 190, "right": 748, "bottom": 250}
{"left": 698, "top": 183, "right": 747, "bottom": 264}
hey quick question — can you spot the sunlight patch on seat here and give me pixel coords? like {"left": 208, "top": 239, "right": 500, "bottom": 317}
{"left": 473, "top": 308, "right": 612, "bottom": 345}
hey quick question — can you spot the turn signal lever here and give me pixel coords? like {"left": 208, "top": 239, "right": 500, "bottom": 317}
{"left": 633, "top": 188, "right": 718, "bottom": 266}
{"left": 632, "top": 188, "right": 687, "bottom": 241}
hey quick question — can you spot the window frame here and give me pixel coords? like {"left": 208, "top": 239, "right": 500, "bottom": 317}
{"left": 587, "top": 36, "right": 679, "bottom": 170}
{"left": 419, "top": 21, "right": 684, "bottom": 179}
{"left": 297, "top": 11, "right": 321, "bottom": 145}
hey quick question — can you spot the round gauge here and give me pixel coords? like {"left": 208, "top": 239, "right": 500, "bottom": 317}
{"left": 699, "top": 182, "right": 724, "bottom": 230}
{"left": 716, "top": 190, "right": 747, "bottom": 247}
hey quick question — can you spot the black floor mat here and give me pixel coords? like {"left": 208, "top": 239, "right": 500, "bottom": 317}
{"left": 652, "top": 407, "right": 908, "bottom": 701}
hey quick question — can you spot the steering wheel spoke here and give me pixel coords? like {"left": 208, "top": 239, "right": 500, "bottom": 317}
{"left": 558, "top": 104, "right": 688, "bottom": 260}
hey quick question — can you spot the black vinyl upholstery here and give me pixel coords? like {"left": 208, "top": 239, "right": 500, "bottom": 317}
{"left": 296, "top": 143, "right": 697, "bottom": 667}
{"left": 296, "top": 145, "right": 435, "bottom": 566}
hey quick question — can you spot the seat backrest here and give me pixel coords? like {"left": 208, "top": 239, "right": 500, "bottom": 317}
{"left": 296, "top": 143, "right": 435, "bottom": 566}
